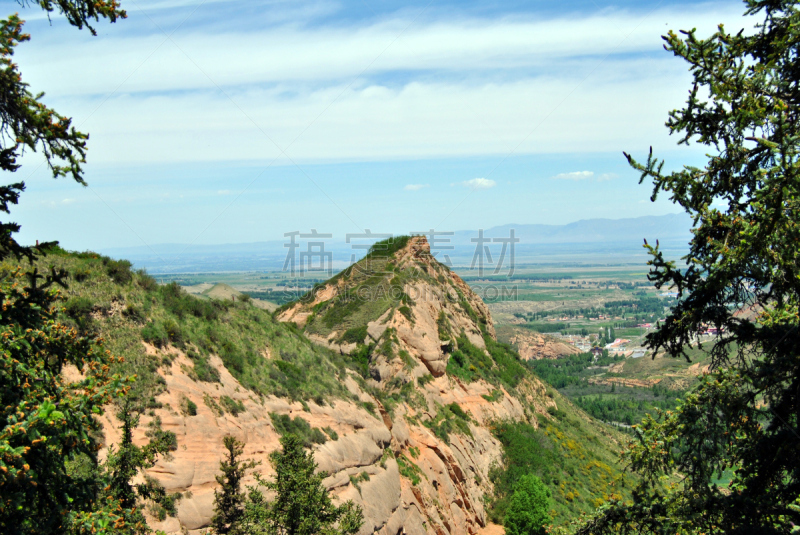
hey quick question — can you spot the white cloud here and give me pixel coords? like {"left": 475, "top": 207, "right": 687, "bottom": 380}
{"left": 217, "top": 190, "right": 231, "bottom": 195}
{"left": 404, "top": 184, "right": 429, "bottom": 191}
{"left": 462, "top": 178, "right": 496, "bottom": 190}
{"left": 597, "top": 173, "right": 618, "bottom": 181}
{"left": 551, "top": 171, "right": 594, "bottom": 181}
{"left": 19, "top": 5, "right": 747, "bottom": 96}
{"left": 61, "top": 198, "right": 75, "bottom": 204}
{"left": 14, "top": 4, "right": 749, "bottom": 165}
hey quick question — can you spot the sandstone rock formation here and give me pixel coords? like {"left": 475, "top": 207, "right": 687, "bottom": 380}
{"left": 504, "top": 330, "right": 579, "bottom": 360}
{"left": 101, "top": 237, "right": 555, "bottom": 535}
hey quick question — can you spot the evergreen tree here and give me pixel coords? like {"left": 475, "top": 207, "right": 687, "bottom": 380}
{"left": 0, "top": 3, "right": 128, "bottom": 533}
{"left": 262, "top": 434, "right": 363, "bottom": 535}
{"left": 503, "top": 474, "right": 550, "bottom": 535}
{"left": 579, "top": 1, "right": 800, "bottom": 533}
{"left": 211, "top": 435, "right": 258, "bottom": 535}
{"left": 103, "top": 401, "right": 182, "bottom": 534}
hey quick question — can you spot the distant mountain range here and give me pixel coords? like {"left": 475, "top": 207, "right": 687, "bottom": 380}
{"left": 100, "top": 213, "right": 693, "bottom": 274}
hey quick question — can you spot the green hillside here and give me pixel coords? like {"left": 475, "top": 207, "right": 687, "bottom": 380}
{"left": 19, "top": 243, "right": 640, "bottom": 530}
{"left": 24, "top": 247, "right": 355, "bottom": 411}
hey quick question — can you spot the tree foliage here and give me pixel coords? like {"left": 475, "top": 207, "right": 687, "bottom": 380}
{"left": 0, "top": 1, "right": 128, "bottom": 533}
{"left": 260, "top": 434, "right": 363, "bottom": 535}
{"left": 578, "top": 1, "right": 800, "bottom": 533}
{"left": 0, "top": 250, "right": 125, "bottom": 535}
{"left": 104, "top": 401, "right": 182, "bottom": 534}
{"left": 211, "top": 435, "right": 259, "bottom": 535}
{"left": 503, "top": 474, "right": 551, "bottom": 535}
{"left": 210, "top": 434, "right": 363, "bottom": 535}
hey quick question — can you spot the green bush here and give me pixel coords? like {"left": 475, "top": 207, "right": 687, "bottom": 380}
{"left": 424, "top": 404, "right": 473, "bottom": 443}
{"left": 162, "top": 318, "right": 183, "bottom": 345}
{"left": 104, "top": 258, "right": 133, "bottom": 284}
{"left": 269, "top": 413, "right": 328, "bottom": 448}
{"left": 366, "top": 236, "right": 410, "bottom": 258}
{"left": 137, "top": 270, "right": 158, "bottom": 292}
{"left": 181, "top": 396, "right": 198, "bottom": 416}
{"left": 188, "top": 352, "right": 221, "bottom": 383}
{"left": 142, "top": 321, "right": 169, "bottom": 348}
{"left": 504, "top": 475, "right": 551, "bottom": 535}
{"left": 64, "top": 296, "right": 95, "bottom": 331}
{"left": 339, "top": 325, "right": 368, "bottom": 345}
{"left": 397, "top": 454, "right": 424, "bottom": 486}
{"left": 220, "top": 396, "right": 246, "bottom": 416}
{"left": 123, "top": 303, "right": 145, "bottom": 322}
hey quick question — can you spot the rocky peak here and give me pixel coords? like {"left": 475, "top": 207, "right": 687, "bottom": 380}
{"left": 277, "top": 235, "right": 495, "bottom": 382}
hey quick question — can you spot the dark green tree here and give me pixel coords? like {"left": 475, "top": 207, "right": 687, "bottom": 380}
{"left": 503, "top": 474, "right": 550, "bottom": 535}
{"left": 210, "top": 435, "right": 258, "bottom": 535}
{"left": 103, "top": 401, "right": 182, "bottom": 534}
{"left": 579, "top": 1, "right": 800, "bottom": 533}
{"left": 0, "top": 1, "right": 128, "bottom": 534}
{"left": 260, "top": 434, "right": 363, "bottom": 535}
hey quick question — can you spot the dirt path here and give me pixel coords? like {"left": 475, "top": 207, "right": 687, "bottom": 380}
{"left": 477, "top": 523, "right": 505, "bottom": 535}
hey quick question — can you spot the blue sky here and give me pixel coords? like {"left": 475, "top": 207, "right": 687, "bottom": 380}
{"left": 9, "top": 0, "right": 751, "bottom": 250}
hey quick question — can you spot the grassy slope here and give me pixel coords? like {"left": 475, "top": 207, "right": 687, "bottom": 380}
{"left": 18, "top": 248, "right": 355, "bottom": 412}
{"left": 28, "top": 245, "right": 637, "bottom": 530}
{"left": 489, "top": 391, "right": 635, "bottom": 527}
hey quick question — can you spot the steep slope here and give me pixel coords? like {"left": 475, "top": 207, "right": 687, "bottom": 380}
{"left": 277, "top": 237, "right": 633, "bottom": 530}
{"left": 277, "top": 236, "right": 495, "bottom": 379}
{"left": 26, "top": 243, "right": 633, "bottom": 535}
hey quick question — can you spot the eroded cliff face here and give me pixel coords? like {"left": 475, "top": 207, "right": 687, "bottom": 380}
{"left": 107, "top": 237, "right": 554, "bottom": 535}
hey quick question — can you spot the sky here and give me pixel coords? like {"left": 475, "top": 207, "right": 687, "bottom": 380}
{"left": 8, "top": 0, "right": 754, "bottom": 251}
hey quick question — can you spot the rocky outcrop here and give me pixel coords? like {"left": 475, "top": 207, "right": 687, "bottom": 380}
{"left": 506, "top": 330, "right": 579, "bottom": 360}
{"left": 278, "top": 236, "right": 496, "bottom": 383}
{"left": 101, "top": 344, "right": 549, "bottom": 535}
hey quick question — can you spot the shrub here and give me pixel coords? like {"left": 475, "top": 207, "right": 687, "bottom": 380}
{"left": 162, "top": 318, "right": 183, "bottom": 345}
{"left": 64, "top": 296, "right": 93, "bottom": 322}
{"left": 105, "top": 258, "right": 133, "bottom": 284}
{"left": 220, "top": 396, "right": 246, "bottom": 417}
{"left": 339, "top": 325, "right": 368, "bottom": 345}
{"left": 417, "top": 374, "right": 434, "bottom": 387}
{"left": 123, "top": 303, "right": 145, "bottom": 322}
{"left": 360, "top": 401, "right": 377, "bottom": 416}
{"left": 504, "top": 475, "right": 551, "bottom": 535}
{"left": 189, "top": 353, "right": 221, "bottom": 383}
{"left": 269, "top": 413, "right": 328, "bottom": 448}
{"left": 398, "top": 305, "right": 413, "bottom": 322}
{"left": 137, "top": 270, "right": 158, "bottom": 292}
{"left": 142, "top": 321, "right": 169, "bottom": 348}
{"left": 181, "top": 396, "right": 198, "bottom": 416}
{"left": 397, "top": 454, "right": 424, "bottom": 486}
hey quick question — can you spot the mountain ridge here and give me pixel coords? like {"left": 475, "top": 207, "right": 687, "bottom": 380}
{"left": 23, "top": 242, "right": 635, "bottom": 534}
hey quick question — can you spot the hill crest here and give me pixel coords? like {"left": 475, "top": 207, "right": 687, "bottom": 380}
{"left": 278, "top": 235, "right": 495, "bottom": 381}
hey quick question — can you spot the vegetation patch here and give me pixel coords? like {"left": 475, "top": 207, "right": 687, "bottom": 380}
{"left": 445, "top": 335, "right": 526, "bottom": 392}
{"left": 483, "top": 389, "right": 504, "bottom": 403}
{"left": 269, "top": 413, "right": 328, "bottom": 447}
{"left": 489, "top": 404, "right": 633, "bottom": 527}
{"left": 424, "top": 403, "right": 474, "bottom": 443}
{"left": 220, "top": 396, "right": 246, "bottom": 416}
{"left": 338, "top": 325, "right": 368, "bottom": 345}
{"left": 180, "top": 395, "right": 198, "bottom": 416}
{"left": 35, "top": 250, "right": 359, "bottom": 410}
{"left": 397, "top": 453, "right": 425, "bottom": 486}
